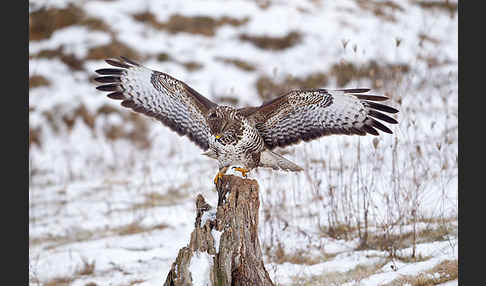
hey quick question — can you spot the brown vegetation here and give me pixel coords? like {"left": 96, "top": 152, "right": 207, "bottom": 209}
{"left": 292, "top": 262, "right": 388, "bottom": 286}
{"left": 31, "top": 220, "right": 168, "bottom": 250}
{"left": 239, "top": 31, "right": 302, "bottom": 50}
{"left": 41, "top": 257, "right": 96, "bottom": 286}
{"left": 415, "top": 0, "right": 457, "bottom": 17}
{"left": 86, "top": 39, "right": 140, "bottom": 61}
{"left": 132, "top": 12, "right": 249, "bottom": 36}
{"left": 330, "top": 60, "right": 409, "bottom": 88}
{"left": 29, "top": 127, "right": 42, "bottom": 148}
{"left": 117, "top": 222, "right": 168, "bottom": 236}
{"left": 383, "top": 259, "right": 458, "bottom": 286}
{"left": 215, "top": 57, "right": 257, "bottom": 72}
{"left": 353, "top": 222, "right": 455, "bottom": 263}
{"left": 36, "top": 103, "right": 151, "bottom": 150}
{"left": 43, "top": 277, "right": 73, "bottom": 286}
{"left": 270, "top": 243, "right": 335, "bottom": 265}
{"left": 355, "top": 0, "right": 405, "bottom": 22}
{"left": 256, "top": 72, "right": 329, "bottom": 102}
{"left": 97, "top": 104, "right": 151, "bottom": 149}
{"left": 154, "top": 52, "right": 204, "bottom": 71}
{"left": 31, "top": 46, "right": 85, "bottom": 71}
{"left": 62, "top": 105, "right": 95, "bottom": 130}
{"left": 29, "top": 4, "right": 109, "bottom": 41}
{"left": 180, "top": 60, "right": 204, "bottom": 71}
{"left": 29, "top": 75, "right": 50, "bottom": 89}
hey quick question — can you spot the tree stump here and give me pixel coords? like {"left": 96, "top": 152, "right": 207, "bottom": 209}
{"left": 163, "top": 175, "right": 274, "bottom": 286}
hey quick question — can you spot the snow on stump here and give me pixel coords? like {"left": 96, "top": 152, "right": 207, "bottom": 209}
{"left": 163, "top": 175, "right": 274, "bottom": 286}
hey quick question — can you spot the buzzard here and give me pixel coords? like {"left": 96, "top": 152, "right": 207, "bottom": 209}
{"left": 95, "top": 57, "right": 398, "bottom": 184}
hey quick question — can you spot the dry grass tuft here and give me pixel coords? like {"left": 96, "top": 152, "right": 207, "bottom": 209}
{"left": 132, "top": 12, "right": 249, "bottom": 36}
{"left": 77, "top": 257, "right": 96, "bottom": 276}
{"left": 355, "top": 0, "right": 404, "bottom": 22}
{"left": 62, "top": 105, "right": 95, "bottom": 130}
{"left": 29, "top": 75, "right": 50, "bottom": 89}
{"left": 291, "top": 261, "right": 387, "bottom": 286}
{"left": 31, "top": 46, "right": 85, "bottom": 71}
{"left": 97, "top": 104, "right": 151, "bottom": 149}
{"left": 116, "top": 221, "right": 168, "bottom": 236}
{"left": 156, "top": 52, "right": 171, "bottom": 62}
{"left": 29, "top": 127, "right": 42, "bottom": 148}
{"left": 37, "top": 103, "right": 151, "bottom": 149}
{"left": 415, "top": 0, "right": 457, "bottom": 17}
{"left": 181, "top": 60, "right": 204, "bottom": 71}
{"left": 321, "top": 224, "right": 357, "bottom": 240}
{"left": 134, "top": 189, "right": 189, "bottom": 209}
{"left": 117, "top": 280, "right": 147, "bottom": 286}
{"left": 239, "top": 31, "right": 302, "bottom": 51}
{"left": 29, "top": 4, "right": 110, "bottom": 41}
{"left": 269, "top": 243, "right": 335, "bottom": 265}
{"left": 383, "top": 259, "right": 458, "bottom": 286}
{"left": 356, "top": 223, "right": 454, "bottom": 256}
{"left": 215, "top": 57, "right": 257, "bottom": 72}
{"left": 36, "top": 258, "right": 96, "bottom": 286}
{"left": 132, "top": 11, "right": 160, "bottom": 26}
{"left": 43, "top": 277, "right": 74, "bottom": 286}
{"left": 330, "top": 60, "right": 409, "bottom": 88}
{"left": 32, "top": 220, "right": 168, "bottom": 250}
{"left": 86, "top": 38, "right": 140, "bottom": 61}
{"left": 256, "top": 72, "right": 329, "bottom": 102}
{"left": 154, "top": 51, "right": 203, "bottom": 71}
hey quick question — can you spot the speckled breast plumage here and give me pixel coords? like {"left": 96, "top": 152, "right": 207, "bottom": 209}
{"left": 208, "top": 108, "right": 264, "bottom": 170}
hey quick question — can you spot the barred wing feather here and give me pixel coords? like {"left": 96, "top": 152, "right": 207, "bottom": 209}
{"left": 95, "top": 57, "right": 217, "bottom": 150}
{"left": 247, "top": 88, "right": 399, "bottom": 150}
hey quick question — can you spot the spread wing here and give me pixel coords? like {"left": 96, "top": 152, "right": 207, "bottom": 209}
{"left": 94, "top": 57, "right": 217, "bottom": 150}
{"left": 245, "top": 88, "right": 399, "bottom": 150}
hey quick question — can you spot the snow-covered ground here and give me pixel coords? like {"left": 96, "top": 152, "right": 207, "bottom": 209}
{"left": 29, "top": 0, "right": 458, "bottom": 285}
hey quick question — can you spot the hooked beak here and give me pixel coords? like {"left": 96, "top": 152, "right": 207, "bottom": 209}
{"left": 215, "top": 134, "right": 222, "bottom": 140}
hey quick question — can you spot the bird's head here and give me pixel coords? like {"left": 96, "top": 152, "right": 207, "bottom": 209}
{"left": 207, "top": 106, "right": 237, "bottom": 140}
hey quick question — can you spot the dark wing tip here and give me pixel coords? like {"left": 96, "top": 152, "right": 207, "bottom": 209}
{"left": 362, "top": 124, "right": 380, "bottom": 136}
{"left": 94, "top": 76, "right": 121, "bottom": 83}
{"left": 368, "top": 110, "right": 398, "bottom": 124}
{"left": 119, "top": 56, "right": 141, "bottom": 66}
{"left": 341, "top": 88, "right": 371, "bottom": 93}
{"left": 95, "top": 68, "right": 123, "bottom": 75}
{"left": 105, "top": 59, "right": 131, "bottom": 69}
{"left": 107, "top": 91, "right": 125, "bottom": 100}
{"left": 96, "top": 84, "right": 119, "bottom": 91}
{"left": 353, "top": 94, "right": 390, "bottom": 102}
{"left": 370, "top": 118, "right": 393, "bottom": 134}
{"left": 365, "top": 101, "right": 399, "bottom": 114}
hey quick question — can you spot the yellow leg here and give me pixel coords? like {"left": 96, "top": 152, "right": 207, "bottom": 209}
{"left": 214, "top": 166, "right": 229, "bottom": 185}
{"left": 233, "top": 167, "right": 249, "bottom": 178}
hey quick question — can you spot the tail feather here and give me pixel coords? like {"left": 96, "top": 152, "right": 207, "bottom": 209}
{"left": 259, "top": 150, "right": 303, "bottom": 172}
{"left": 202, "top": 149, "right": 217, "bottom": 159}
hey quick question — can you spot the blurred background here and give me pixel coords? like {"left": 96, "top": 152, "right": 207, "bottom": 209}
{"left": 29, "top": 0, "right": 458, "bottom": 285}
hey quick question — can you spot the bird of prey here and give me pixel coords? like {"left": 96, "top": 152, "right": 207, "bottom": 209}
{"left": 95, "top": 57, "right": 398, "bottom": 184}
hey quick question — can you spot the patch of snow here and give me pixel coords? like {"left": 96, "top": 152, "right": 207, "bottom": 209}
{"left": 189, "top": 251, "right": 214, "bottom": 286}
{"left": 211, "top": 229, "right": 223, "bottom": 251}
{"left": 200, "top": 209, "right": 217, "bottom": 227}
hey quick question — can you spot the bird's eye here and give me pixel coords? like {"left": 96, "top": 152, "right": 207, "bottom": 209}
{"left": 210, "top": 112, "right": 217, "bottom": 118}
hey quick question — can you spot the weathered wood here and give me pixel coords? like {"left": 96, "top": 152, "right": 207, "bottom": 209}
{"left": 163, "top": 175, "right": 274, "bottom": 286}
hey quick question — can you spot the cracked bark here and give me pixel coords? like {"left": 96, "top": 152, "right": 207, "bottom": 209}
{"left": 163, "top": 175, "right": 274, "bottom": 286}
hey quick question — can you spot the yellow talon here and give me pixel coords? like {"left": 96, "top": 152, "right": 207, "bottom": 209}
{"left": 214, "top": 172, "right": 223, "bottom": 185}
{"left": 233, "top": 167, "right": 249, "bottom": 178}
{"left": 214, "top": 166, "right": 229, "bottom": 185}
